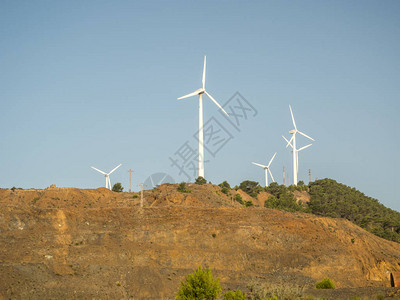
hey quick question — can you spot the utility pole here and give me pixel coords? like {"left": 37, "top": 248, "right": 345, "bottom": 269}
{"left": 128, "top": 169, "right": 134, "bottom": 193}
{"left": 308, "top": 169, "right": 311, "bottom": 184}
{"left": 283, "top": 166, "right": 285, "bottom": 186}
{"left": 137, "top": 183, "right": 147, "bottom": 208}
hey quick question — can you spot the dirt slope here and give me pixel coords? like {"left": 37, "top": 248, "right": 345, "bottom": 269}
{"left": 0, "top": 185, "right": 400, "bottom": 299}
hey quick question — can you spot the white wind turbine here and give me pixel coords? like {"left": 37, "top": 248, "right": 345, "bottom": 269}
{"left": 91, "top": 164, "right": 122, "bottom": 190}
{"left": 178, "top": 56, "right": 229, "bottom": 178}
{"left": 282, "top": 136, "right": 312, "bottom": 182}
{"left": 252, "top": 152, "right": 277, "bottom": 187}
{"left": 282, "top": 105, "right": 314, "bottom": 186}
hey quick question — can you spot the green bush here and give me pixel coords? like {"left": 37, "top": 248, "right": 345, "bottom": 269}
{"left": 264, "top": 193, "right": 303, "bottom": 212}
{"left": 221, "top": 187, "right": 229, "bottom": 195}
{"left": 176, "top": 266, "right": 221, "bottom": 300}
{"left": 112, "top": 183, "right": 123, "bottom": 192}
{"left": 239, "top": 180, "right": 261, "bottom": 198}
{"left": 177, "top": 182, "right": 191, "bottom": 193}
{"left": 219, "top": 181, "right": 231, "bottom": 189}
{"left": 316, "top": 278, "right": 336, "bottom": 289}
{"left": 245, "top": 200, "right": 254, "bottom": 207}
{"left": 132, "top": 194, "right": 139, "bottom": 199}
{"left": 223, "top": 289, "right": 246, "bottom": 300}
{"left": 195, "top": 176, "right": 207, "bottom": 185}
{"left": 234, "top": 193, "right": 244, "bottom": 205}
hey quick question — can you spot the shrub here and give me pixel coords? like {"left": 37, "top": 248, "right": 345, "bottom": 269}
{"left": 239, "top": 180, "right": 261, "bottom": 198}
{"left": 177, "top": 182, "right": 191, "bottom": 193}
{"left": 316, "top": 278, "right": 336, "bottom": 289}
{"left": 264, "top": 194, "right": 303, "bottom": 212}
{"left": 234, "top": 194, "right": 244, "bottom": 205}
{"left": 195, "top": 176, "right": 207, "bottom": 185}
{"left": 112, "top": 183, "right": 123, "bottom": 192}
{"left": 245, "top": 200, "right": 254, "bottom": 207}
{"left": 219, "top": 181, "right": 231, "bottom": 189}
{"left": 223, "top": 289, "right": 246, "bottom": 300}
{"left": 176, "top": 266, "right": 221, "bottom": 300}
{"left": 221, "top": 187, "right": 229, "bottom": 195}
{"left": 132, "top": 194, "right": 139, "bottom": 199}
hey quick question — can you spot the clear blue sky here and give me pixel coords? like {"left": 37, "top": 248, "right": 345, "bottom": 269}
{"left": 1, "top": 1, "right": 399, "bottom": 211}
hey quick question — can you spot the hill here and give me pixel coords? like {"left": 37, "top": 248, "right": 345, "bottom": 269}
{"left": 0, "top": 184, "right": 400, "bottom": 299}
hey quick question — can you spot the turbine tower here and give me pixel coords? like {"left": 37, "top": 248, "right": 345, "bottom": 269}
{"left": 282, "top": 105, "right": 314, "bottom": 186}
{"left": 91, "top": 164, "right": 122, "bottom": 190}
{"left": 178, "top": 56, "right": 229, "bottom": 178}
{"left": 252, "top": 152, "right": 277, "bottom": 187}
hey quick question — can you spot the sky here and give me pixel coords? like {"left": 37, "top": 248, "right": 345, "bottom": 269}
{"left": 1, "top": 1, "right": 399, "bottom": 211}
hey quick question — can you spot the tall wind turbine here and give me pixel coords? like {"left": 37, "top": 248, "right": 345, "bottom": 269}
{"left": 91, "top": 164, "right": 122, "bottom": 190}
{"left": 282, "top": 105, "right": 314, "bottom": 186}
{"left": 252, "top": 152, "right": 277, "bottom": 187}
{"left": 282, "top": 136, "right": 312, "bottom": 182}
{"left": 178, "top": 56, "right": 229, "bottom": 178}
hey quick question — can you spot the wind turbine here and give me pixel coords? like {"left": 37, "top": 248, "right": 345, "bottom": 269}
{"left": 178, "top": 56, "right": 229, "bottom": 178}
{"left": 282, "top": 105, "right": 314, "bottom": 186}
{"left": 282, "top": 136, "right": 312, "bottom": 181}
{"left": 252, "top": 152, "right": 277, "bottom": 187}
{"left": 91, "top": 164, "right": 122, "bottom": 190}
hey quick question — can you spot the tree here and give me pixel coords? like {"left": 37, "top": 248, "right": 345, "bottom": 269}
{"left": 195, "top": 176, "right": 207, "bottom": 185}
{"left": 239, "top": 180, "right": 261, "bottom": 198}
{"left": 218, "top": 181, "right": 231, "bottom": 189}
{"left": 176, "top": 266, "right": 221, "bottom": 300}
{"left": 112, "top": 183, "right": 123, "bottom": 192}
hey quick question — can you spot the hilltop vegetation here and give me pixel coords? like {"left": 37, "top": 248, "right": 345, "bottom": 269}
{"left": 234, "top": 178, "right": 400, "bottom": 243}
{"left": 307, "top": 178, "right": 400, "bottom": 243}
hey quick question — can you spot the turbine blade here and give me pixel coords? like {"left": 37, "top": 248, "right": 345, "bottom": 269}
{"left": 289, "top": 105, "right": 297, "bottom": 130}
{"left": 252, "top": 162, "right": 267, "bottom": 168}
{"left": 283, "top": 135, "right": 294, "bottom": 148}
{"left": 91, "top": 166, "right": 107, "bottom": 175}
{"left": 204, "top": 91, "right": 229, "bottom": 116}
{"left": 202, "top": 56, "right": 206, "bottom": 90}
{"left": 298, "top": 131, "right": 315, "bottom": 141}
{"left": 268, "top": 168, "right": 275, "bottom": 183}
{"left": 178, "top": 90, "right": 200, "bottom": 100}
{"left": 108, "top": 163, "right": 122, "bottom": 175}
{"left": 298, "top": 144, "right": 312, "bottom": 151}
{"left": 267, "top": 152, "right": 277, "bottom": 167}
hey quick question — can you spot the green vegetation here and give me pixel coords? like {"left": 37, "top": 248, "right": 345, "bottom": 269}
{"left": 239, "top": 180, "right": 261, "bottom": 198}
{"left": 195, "top": 176, "right": 207, "bottom": 185}
{"left": 264, "top": 182, "right": 304, "bottom": 212}
{"left": 223, "top": 289, "right": 246, "bottom": 300}
{"left": 315, "top": 278, "right": 336, "bottom": 289}
{"left": 221, "top": 187, "right": 229, "bottom": 195}
{"left": 245, "top": 200, "right": 254, "bottom": 207}
{"left": 132, "top": 194, "right": 139, "bottom": 199}
{"left": 308, "top": 179, "right": 400, "bottom": 243}
{"left": 234, "top": 194, "right": 244, "bottom": 205}
{"left": 112, "top": 183, "right": 123, "bottom": 192}
{"left": 176, "top": 266, "right": 221, "bottom": 300}
{"left": 177, "top": 182, "right": 191, "bottom": 193}
{"left": 219, "top": 181, "right": 231, "bottom": 195}
{"left": 219, "top": 181, "right": 231, "bottom": 189}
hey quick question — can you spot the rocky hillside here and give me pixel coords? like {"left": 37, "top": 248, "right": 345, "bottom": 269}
{"left": 0, "top": 185, "right": 400, "bottom": 299}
